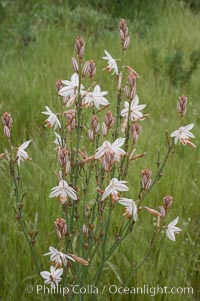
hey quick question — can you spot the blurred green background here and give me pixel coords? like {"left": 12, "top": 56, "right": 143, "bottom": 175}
{"left": 0, "top": 0, "right": 200, "bottom": 300}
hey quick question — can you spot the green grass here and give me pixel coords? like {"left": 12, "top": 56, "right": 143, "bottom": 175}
{"left": 0, "top": 1, "right": 200, "bottom": 300}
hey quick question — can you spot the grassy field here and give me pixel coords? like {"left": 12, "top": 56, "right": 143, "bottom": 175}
{"left": 0, "top": 0, "right": 200, "bottom": 300}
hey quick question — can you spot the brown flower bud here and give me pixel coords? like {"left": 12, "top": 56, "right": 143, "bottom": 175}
{"left": 56, "top": 80, "right": 64, "bottom": 92}
{"left": 90, "top": 115, "right": 99, "bottom": 133}
{"left": 104, "top": 111, "right": 115, "bottom": 129}
{"left": 131, "top": 123, "right": 142, "bottom": 144}
{"left": 74, "top": 37, "right": 85, "bottom": 60}
{"left": 1, "top": 112, "right": 12, "bottom": 138}
{"left": 118, "top": 19, "right": 130, "bottom": 50}
{"left": 54, "top": 218, "right": 67, "bottom": 240}
{"left": 127, "top": 74, "right": 136, "bottom": 99}
{"left": 141, "top": 169, "right": 152, "bottom": 191}
{"left": 177, "top": 95, "right": 187, "bottom": 117}
{"left": 63, "top": 110, "right": 76, "bottom": 133}
{"left": 88, "top": 60, "right": 96, "bottom": 79}
{"left": 124, "top": 36, "right": 130, "bottom": 50}
{"left": 1, "top": 112, "right": 12, "bottom": 128}
{"left": 163, "top": 195, "right": 173, "bottom": 210}
{"left": 58, "top": 147, "right": 70, "bottom": 174}
{"left": 102, "top": 152, "right": 115, "bottom": 172}
{"left": 124, "top": 84, "right": 130, "bottom": 99}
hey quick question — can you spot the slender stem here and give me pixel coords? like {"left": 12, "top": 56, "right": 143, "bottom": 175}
{"left": 116, "top": 230, "right": 157, "bottom": 301}
{"left": 75, "top": 64, "right": 82, "bottom": 186}
{"left": 93, "top": 202, "right": 114, "bottom": 285}
{"left": 70, "top": 64, "right": 82, "bottom": 237}
{"left": 113, "top": 50, "right": 124, "bottom": 142}
{"left": 140, "top": 142, "right": 174, "bottom": 204}
{"left": 20, "top": 219, "right": 40, "bottom": 274}
{"left": 8, "top": 140, "right": 40, "bottom": 275}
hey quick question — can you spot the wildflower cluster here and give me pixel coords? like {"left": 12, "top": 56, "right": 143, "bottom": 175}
{"left": 38, "top": 19, "right": 196, "bottom": 288}
{"left": 1, "top": 18, "right": 196, "bottom": 292}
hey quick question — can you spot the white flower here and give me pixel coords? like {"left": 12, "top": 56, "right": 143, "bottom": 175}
{"left": 42, "top": 106, "right": 61, "bottom": 129}
{"left": 17, "top": 140, "right": 32, "bottom": 167}
{"left": 95, "top": 138, "right": 126, "bottom": 161}
{"left": 121, "top": 95, "right": 146, "bottom": 121}
{"left": 49, "top": 180, "right": 77, "bottom": 203}
{"left": 43, "top": 246, "right": 75, "bottom": 267}
{"left": 40, "top": 266, "right": 63, "bottom": 288}
{"left": 59, "top": 73, "right": 84, "bottom": 106}
{"left": 82, "top": 85, "right": 109, "bottom": 109}
{"left": 118, "top": 198, "right": 138, "bottom": 221}
{"left": 170, "top": 124, "right": 196, "bottom": 147}
{"left": 165, "top": 217, "right": 181, "bottom": 241}
{"left": 101, "top": 178, "right": 129, "bottom": 201}
{"left": 102, "top": 50, "right": 119, "bottom": 75}
{"left": 95, "top": 138, "right": 126, "bottom": 171}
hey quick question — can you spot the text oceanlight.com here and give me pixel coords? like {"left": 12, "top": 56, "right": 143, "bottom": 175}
{"left": 29, "top": 284, "right": 194, "bottom": 297}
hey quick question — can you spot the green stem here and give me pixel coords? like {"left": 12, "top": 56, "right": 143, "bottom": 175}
{"left": 115, "top": 230, "right": 157, "bottom": 301}
{"left": 140, "top": 142, "right": 174, "bottom": 204}
{"left": 20, "top": 219, "right": 40, "bottom": 274}
{"left": 8, "top": 140, "right": 40, "bottom": 275}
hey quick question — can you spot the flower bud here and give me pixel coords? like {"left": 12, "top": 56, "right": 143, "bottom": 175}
{"left": 124, "top": 84, "right": 130, "bottom": 99}
{"left": 130, "top": 85, "right": 136, "bottom": 100}
{"left": 63, "top": 110, "right": 76, "bottom": 132}
{"left": 82, "top": 61, "right": 90, "bottom": 78}
{"left": 141, "top": 168, "right": 152, "bottom": 191}
{"left": 88, "top": 129, "right": 94, "bottom": 141}
{"left": 54, "top": 218, "right": 67, "bottom": 240}
{"left": 159, "top": 206, "right": 166, "bottom": 218}
{"left": 131, "top": 122, "right": 142, "bottom": 144}
{"left": 104, "top": 111, "right": 115, "bottom": 129}
{"left": 90, "top": 115, "right": 99, "bottom": 134}
{"left": 88, "top": 60, "right": 96, "bottom": 80}
{"left": 124, "top": 36, "right": 130, "bottom": 50}
{"left": 74, "top": 37, "right": 85, "bottom": 60}
{"left": 56, "top": 80, "right": 64, "bottom": 93}
{"left": 1, "top": 112, "right": 12, "bottom": 139}
{"left": 72, "top": 57, "right": 79, "bottom": 73}
{"left": 118, "top": 19, "right": 130, "bottom": 50}
{"left": 57, "top": 147, "right": 70, "bottom": 174}
{"left": 102, "top": 122, "right": 108, "bottom": 136}
{"left": 177, "top": 95, "right": 187, "bottom": 117}
{"left": 163, "top": 195, "right": 173, "bottom": 209}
